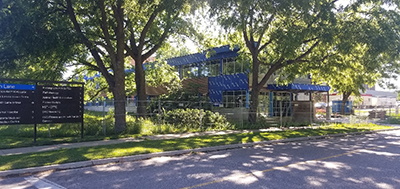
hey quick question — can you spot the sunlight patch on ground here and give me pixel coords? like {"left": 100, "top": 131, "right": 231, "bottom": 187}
{"left": 226, "top": 170, "right": 258, "bottom": 185}
{"left": 94, "top": 164, "right": 124, "bottom": 172}
{"left": 0, "top": 179, "right": 33, "bottom": 189}
{"left": 391, "top": 178, "right": 400, "bottom": 184}
{"left": 359, "top": 149, "right": 400, "bottom": 156}
{"left": 186, "top": 173, "right": 215, "bottom": 180}
{"left": 139, "top": 156, "right": 185, "bottom": 167}
{"left": 276, "top": 156, "right": 291, "bottom": 163}
{"left": 208, "top": 153, "right": 231, "bottom": 159}
{"left": 361, "top": 177, "right": 395, "bottom": 189}
{"left": 288, "top": 163, "right": 311, "bottom": 171}
{"left": 305, "top": 176, "right": 328, "bottom": 186}
{"left": 303, "top": 160, "right": 351, "bottom": 171}
{"left": 84, "top": 170, "right": 94, "bottom": 174}
{"left": 387, "top": 141, "right": 400, "bottom": 145}
{"left": 345, "top": 177, "right": 363, "bottom": 183}
{"left": 242, "top": 163, "right": 253, "bottom": 167}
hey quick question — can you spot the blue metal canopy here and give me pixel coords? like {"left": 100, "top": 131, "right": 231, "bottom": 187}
{"left": 267, "top": 83, "right": 330, "bottom": 92}
{"left": 167, "top": 45, "right": 239, "bottom": 66}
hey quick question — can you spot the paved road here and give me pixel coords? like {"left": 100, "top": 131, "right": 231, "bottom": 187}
{"left": 1, "top": 130, "right": 400, "bottom": 189}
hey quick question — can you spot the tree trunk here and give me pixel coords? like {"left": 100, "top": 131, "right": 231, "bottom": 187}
{"left": 135, "top": 60, "right": 147, "bottom": 118}
{"left": 249, "top": 88, "right": 260, "bottom": 123}
{"left": 113, "top": 0, "right": 126, "bottom": 133}
{"left": 113, "top": 82, "right": 126, "bottom": 133}
{"left": 341, "top": 92, "right": 351, "bottom": 115}
{"left": 248, "top": 53, "right": 260, "bottom": 123}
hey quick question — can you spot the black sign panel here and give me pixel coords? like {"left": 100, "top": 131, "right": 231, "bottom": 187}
{"left": 0, "top": 84, "right": 36, "bottom": 125}
{"left": 0, "top": 82, "right": 83, "bottom": 125}
{"left": 36, "top": 86, "right": 83, "bottom": 124}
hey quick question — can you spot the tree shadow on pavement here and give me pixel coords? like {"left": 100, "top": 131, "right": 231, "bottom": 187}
{"left": 24, "top": 130, "right": 400, "bottom": 189}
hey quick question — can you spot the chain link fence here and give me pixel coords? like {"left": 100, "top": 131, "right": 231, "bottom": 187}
{"left": 84, "top": 98, "right": 328, "bottom": 134}
{"left": 316, "top": 104, "right": 400, "bottom": 125}
{"left": 83, "top": 98, "right": 400, "bottom": 136}
{"left": 2, "top": 99, "right": 396, "bottom": 139}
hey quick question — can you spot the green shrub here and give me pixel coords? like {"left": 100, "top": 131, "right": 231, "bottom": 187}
{"left": 387, "top": 116, "right": 400, "bottom": 124}
{"left": 162, "top": 108, "right": 231, "bottom": 131}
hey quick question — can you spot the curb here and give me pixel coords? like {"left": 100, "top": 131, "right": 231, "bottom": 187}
{"left": 1, "top": 128, "right": 399, "bottom": 178}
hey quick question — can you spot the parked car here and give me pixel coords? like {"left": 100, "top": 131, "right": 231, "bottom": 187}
{"left": 315, "top": 102, "right": 327, "bottom": 109}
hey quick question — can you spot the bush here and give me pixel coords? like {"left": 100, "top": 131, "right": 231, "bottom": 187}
{"left": 162, "top": 108, "right": 231, "bottom": 131}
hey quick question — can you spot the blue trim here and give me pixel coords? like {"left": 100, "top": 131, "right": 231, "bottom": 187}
{"left": 208, "top": 73, "right": 249, "bottom": 103}
{"left": 167, "top": 45, "right": 239, "bottom": 66}
{"left": 267, "top": 83, "right": 330, "bottom": 92}
{"left": 0, "top": 83, "right": 35, "bottom": 90}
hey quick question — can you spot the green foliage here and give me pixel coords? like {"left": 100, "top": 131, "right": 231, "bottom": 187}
{"left": 155, "top": 43, "right": 192, "bottom": 61}
{"left": 0, "top": 0, "right": 78, "bottom": 79}
{"left": 73, "top": 60, "right": 180, "bottom": 101}
{"left": 162, "top": 108, "right": 231, "bottom": 131}
{"left": 147, "top": 87, "right": 210, "bottom": 113}
{"left": 207, "top": 0, "right": 400, "bottom": 122}
{"left": 1, "top": 0, "right": 204, "bottom": 132}
{"left": 144, "top": 61, "right": 181, "bottom": 92}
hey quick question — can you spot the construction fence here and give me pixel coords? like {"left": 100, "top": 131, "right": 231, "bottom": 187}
{"left": 85, "top": 99, "right": 326, "bottom": 128}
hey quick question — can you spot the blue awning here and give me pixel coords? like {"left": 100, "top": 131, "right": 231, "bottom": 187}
{"left": 167, "top": 45, "right": 239, "bottom": 66}
{"left": 267, "top": 83, "right": 330, "bottom": 92}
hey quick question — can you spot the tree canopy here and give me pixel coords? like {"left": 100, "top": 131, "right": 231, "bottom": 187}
{"left": 1, "top": 0, "right": 202, "bottom": 132}
{"left": 208, "top": 0, "right": 400, "bottom": 121}
{"left": 0, "top": 0, "right": 77, "bottom": 80}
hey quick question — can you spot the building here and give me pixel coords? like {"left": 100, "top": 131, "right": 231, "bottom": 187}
{"left": 167, "top": 45, "right": 330, "bottom": 121}
{"left": 329, "top": 89, "right": 398, "bottom": 108}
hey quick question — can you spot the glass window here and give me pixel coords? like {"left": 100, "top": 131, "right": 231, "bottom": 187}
{"left": 223, "top": 57, "right": 245, "bottom": 75}
{"left": 198, "top": 60, "right": 220, "bottom": 77}
{"left": 209, "top": 60, "right": 220, "bottom": 76}
{"left": 234, "top": 59, "right": 243, "bottom": 73}
{"left": 182, "top": 64, "right": 198, "bottom": 78}
{"left": 174, "top": 66, "right": 180, "bottom": 76}
{"left": 222, "top": 90, "right": 247, "bottom": 108}
{"left": 199, "top": 61, "right": 209, "bottom": 77}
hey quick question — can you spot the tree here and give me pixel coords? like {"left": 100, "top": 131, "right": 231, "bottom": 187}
{"left": 208, "top": 0, "right": 341, "bottom": 122}
{"left": 1, "top": 0, "right": 201, "bottom": 133}
{"left": 0, "top": 0, "right": 77, "bottom": 80}
{"left": 307, "top": 3, "right": 400, "bottom": 114}
{"left": 208, "top": 0, "right": 400, "bottom": 122}
{"left": 73, "top": 60, "right": 180, "bottom": 102}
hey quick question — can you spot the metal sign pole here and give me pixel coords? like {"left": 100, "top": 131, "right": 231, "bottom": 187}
{"left": 81, "top": 84, "right": 84, "bottom": 139}
{"left": 34, "top": 81, "right": 38, "bottom": 143}
{"left": 34, "top": 124, "right": 37, "bottom": 143}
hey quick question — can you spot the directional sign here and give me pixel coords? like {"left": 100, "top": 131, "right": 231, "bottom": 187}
{"left": 0, "top": 83, "right": 83, "bottom": 125}
{"left": 36, "top": 86, "right": 83, "bottom": 124}
{"left": 0, "top": 84, "right": 35, "bottom": 125}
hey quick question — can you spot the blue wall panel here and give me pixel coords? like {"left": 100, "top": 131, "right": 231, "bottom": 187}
{"left": 267, "top": 83, "right": 330, "bottom": 92}
{"left": 208, "top": 73, "right": 249, "bottom": 102}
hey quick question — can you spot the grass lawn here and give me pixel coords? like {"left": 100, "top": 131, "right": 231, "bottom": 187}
{"left": 0, "top": 123, "right": 394, "bottom": 171}
{"left": 0, "top": 135, "right": 140, "bottom": 150}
